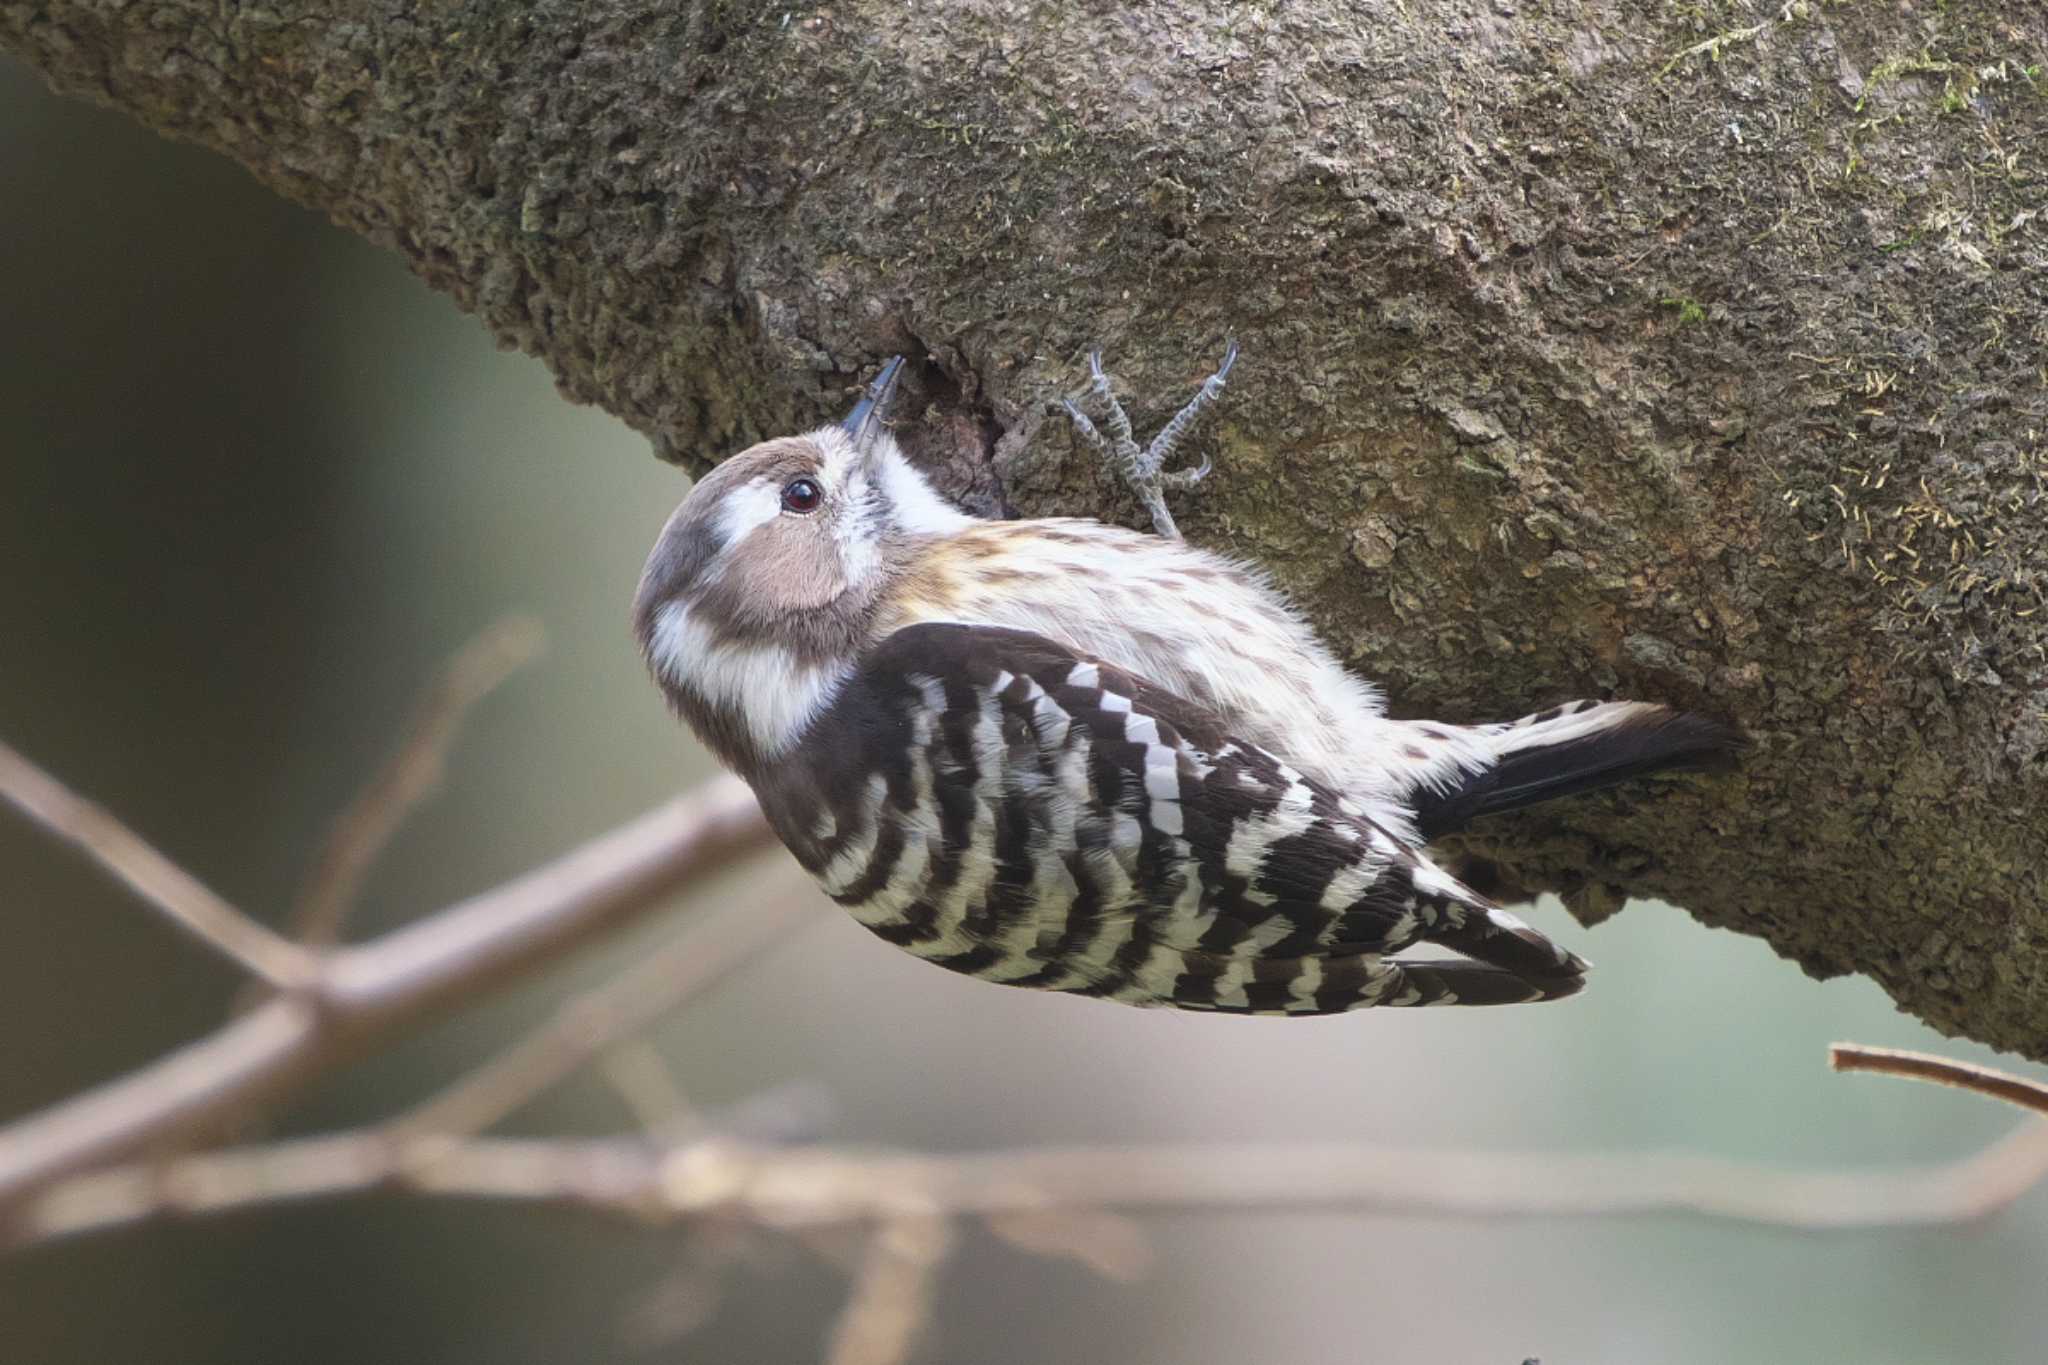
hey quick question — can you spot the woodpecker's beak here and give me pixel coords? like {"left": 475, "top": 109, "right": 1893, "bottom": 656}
{"left": 841, "top": 356, "right": 906, "bottom": 456}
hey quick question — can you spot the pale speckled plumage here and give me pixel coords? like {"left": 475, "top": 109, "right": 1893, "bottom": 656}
{"left": 855, "top": 438, "right": 1683, "bottom": 845}
{"left": 873, "top": 502, "right": 1445, "bottom": 838}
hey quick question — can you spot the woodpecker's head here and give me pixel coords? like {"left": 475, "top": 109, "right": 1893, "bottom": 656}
{"left": 633, "top": 358, "right": 969, "bottom": 771}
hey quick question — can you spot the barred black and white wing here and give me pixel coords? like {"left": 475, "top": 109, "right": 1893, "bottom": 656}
{"left": 756, "top": 623, "right": 1587, "bottom": 1013}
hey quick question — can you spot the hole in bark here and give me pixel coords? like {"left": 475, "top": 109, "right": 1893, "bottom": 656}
{"left": 848, "top": 338, "right": 1010, "bottom": 518}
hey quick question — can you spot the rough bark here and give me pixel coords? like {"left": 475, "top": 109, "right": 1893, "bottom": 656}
{"left": 5, "top": 3, "right": 2045, "bottom": 1055}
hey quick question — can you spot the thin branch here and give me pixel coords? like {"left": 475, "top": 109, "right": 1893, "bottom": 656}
{"left": 679, "top": 1127, "right": 2048, "bottom": 1231}
{"left": 825, "top": 1217, "right": 954, "bottom": 1365}
{"left": 622, "top": 1224, "right": 756, "bottom": 1349}
{"left": 288, "top": 617, "right": 546, "bottom": 949}
{"left": 0, "top": 738, "right": 318, "bottom": 990}
{"left": 16, "top": 1121, "right": 2048, "bottom": 1252}
{"left": 384, "top": 895, "right": 812, "bottom": 1143}
{"left": 0, "top": 777, "right": 776, "bottom": 1221}
{"left": 1831, "top": 1043, "right": 2048, "bottom": 1117}
{"left": 601, "top": 1041, "right": 702, "bottom": 1141}
{"left": 983, "top": 1206, "right": 1151, "bottom": 1282}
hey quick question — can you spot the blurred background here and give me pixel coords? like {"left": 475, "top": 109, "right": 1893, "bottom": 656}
{"left": 4, "top": 57, "right": 2046, "bottom": 1365}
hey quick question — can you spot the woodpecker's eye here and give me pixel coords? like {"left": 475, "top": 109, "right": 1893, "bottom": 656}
{"left": 780, "top": 478, "right": 822, "bottom": 514}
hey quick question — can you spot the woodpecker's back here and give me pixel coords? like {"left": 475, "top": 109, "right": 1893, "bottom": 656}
{"left": 633, "top": 355, "right": 1738, "bottom": 1013}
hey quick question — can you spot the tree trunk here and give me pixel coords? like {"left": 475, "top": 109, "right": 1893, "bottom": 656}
{"left": 6, "top": 3, "right": 2045, "bottom": 1056}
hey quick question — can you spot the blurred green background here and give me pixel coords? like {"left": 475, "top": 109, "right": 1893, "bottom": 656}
{"left": 4, "top": 58, "right": 2045, "bottom": 1365}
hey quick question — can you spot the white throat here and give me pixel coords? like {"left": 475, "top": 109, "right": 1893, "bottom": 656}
{"left": 647, "top": 601, "right": 850, "bottom": 757}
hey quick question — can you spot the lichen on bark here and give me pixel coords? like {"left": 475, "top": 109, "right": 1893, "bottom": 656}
{"left": 5, "top": 1, "right": 2045, "bottom": 1055}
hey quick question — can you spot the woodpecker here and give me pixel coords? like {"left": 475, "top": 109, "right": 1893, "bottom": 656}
{"left": 633, "top": 349, "right": 1737, "bottom": 1013}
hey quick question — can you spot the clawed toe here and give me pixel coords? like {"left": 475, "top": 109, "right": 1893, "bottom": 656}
{"left": 1061, "top": 340, "right": 1238, "bottom": 540}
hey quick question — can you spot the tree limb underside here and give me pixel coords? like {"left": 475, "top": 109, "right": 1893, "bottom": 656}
{"left": 5, "top": 3, "right": 2046, "bottom": 1055}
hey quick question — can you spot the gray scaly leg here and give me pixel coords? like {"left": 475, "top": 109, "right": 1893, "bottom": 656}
{"left": 1062, "top": 341, "right": 1238, "bottom": 540}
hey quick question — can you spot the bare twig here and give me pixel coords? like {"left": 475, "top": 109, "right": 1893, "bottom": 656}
{"left": 1831, "top": 1043, "right": 2048, "bottom": 1117}
{"left": 983, "top": 1206, "right": 1151, "bottom": 1282}
{"left": 0, "top": 739, "right": 318, "bottom": 990}
{"left": 602, "top": 1041, "right": 702, "bottom": 1140}
{"left": 17, "top": 1122, "right": 2048, "bottom": 1252}
{"left": 623, "top": 1225, "right": 757, "bottom": 1349}
{"left": 385, "top": 895, "right": 812, "bottom": 1143}
{"left": 0, "top": 777, "right": 776, "bottom": 1220}
{"left": 675, "top": 1128, "right": 2048, "bottom": 1231}
{"left": 826, "top": 1217, "right": 955, "bottom": 1365}
{"left": 288, "top": 617, "right": 546, "bottom": 949}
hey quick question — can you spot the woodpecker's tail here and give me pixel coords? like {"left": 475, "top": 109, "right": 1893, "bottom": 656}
{"left": 1408, "top": 701, "right": 1741, "bottom": 841}
{"left": 1372, "top": 958, "right": 1587, "bottom": 1007}
{"left": 1381, "top": 852, "right": 1589, "bottom": 1005}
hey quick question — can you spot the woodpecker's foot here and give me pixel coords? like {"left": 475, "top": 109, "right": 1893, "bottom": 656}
{"left": 1062, "top": 340, "right": 1238, "bottom": 540}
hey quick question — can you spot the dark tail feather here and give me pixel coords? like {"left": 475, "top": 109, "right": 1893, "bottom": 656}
{"left": 1419, "top": 897, "right": 1590, "bottom": 986}
{"left": 1413, "top": 704, "right": 1742, "bottom": 841}
{"left": 1376, "top": 958, "right": 1586, "bottom": 1007}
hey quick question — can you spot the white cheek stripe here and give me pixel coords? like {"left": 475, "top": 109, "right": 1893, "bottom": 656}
{"left": 649, "top": 602, "right": 848, "bottom": 755}
{"left": 713, "top": 478, "right": 785, "bottom": 556}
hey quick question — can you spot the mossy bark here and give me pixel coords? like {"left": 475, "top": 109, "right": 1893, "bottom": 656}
{"left": 6, "top": 3, "right": 2046, "bottom": 1054}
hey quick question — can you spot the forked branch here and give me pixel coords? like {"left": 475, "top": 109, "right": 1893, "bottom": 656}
{"left": 0, "top": 768, "right": 775, "bottom": 1218}
{"left": 0, "top": 739, "right": 319, "bottom": 989}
